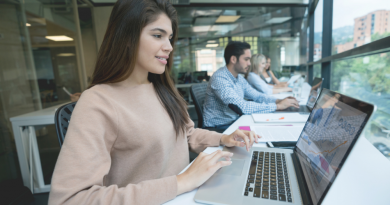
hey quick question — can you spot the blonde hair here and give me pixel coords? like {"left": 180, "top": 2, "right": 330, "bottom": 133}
{"left": 245, "top": 54, "right": 266, "bottom": 79}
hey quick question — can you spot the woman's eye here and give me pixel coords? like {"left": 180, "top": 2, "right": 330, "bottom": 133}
{"left": 153, "top": 35, "right": 161, "bottom": 38}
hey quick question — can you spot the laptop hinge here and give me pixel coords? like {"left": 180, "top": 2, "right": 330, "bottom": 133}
{"left": 291, "top": 152, "right": 313, "bottom": 205}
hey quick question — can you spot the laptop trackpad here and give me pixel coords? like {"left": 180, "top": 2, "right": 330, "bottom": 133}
{"left": 216, "top": 159, "right": 245, "bottom": 176}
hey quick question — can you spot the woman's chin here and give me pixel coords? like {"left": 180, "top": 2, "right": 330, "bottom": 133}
{"left": 149, "top": 68, "right": 166, "bottom": 75}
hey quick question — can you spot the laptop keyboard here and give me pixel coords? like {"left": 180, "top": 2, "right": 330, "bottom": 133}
{"left": 244, "top": 151, "right": 293, "bottom": 202}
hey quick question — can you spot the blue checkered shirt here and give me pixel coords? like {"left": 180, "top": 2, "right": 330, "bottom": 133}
{"left": 203, "top": 66, "right": 277, "bottom": 127}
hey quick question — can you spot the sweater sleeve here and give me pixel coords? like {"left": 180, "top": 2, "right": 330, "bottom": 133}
{"left": 48, "top": 89, "right": 177, "bottom": 205}
{"left": 186, "top": 119, "right": 224, "bottom": 153}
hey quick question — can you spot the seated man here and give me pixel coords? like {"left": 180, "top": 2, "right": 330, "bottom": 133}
{"left": 203, "top": 41, "right": 299, "bottom": 130}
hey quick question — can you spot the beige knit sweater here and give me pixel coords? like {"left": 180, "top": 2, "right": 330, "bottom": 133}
{"left": 48, "top": 82, "right": 223, "bottom": 205}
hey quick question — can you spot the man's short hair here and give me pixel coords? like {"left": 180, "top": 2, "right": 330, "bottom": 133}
{"left": 224, "top": 41, "right": 251, "bottom": 65}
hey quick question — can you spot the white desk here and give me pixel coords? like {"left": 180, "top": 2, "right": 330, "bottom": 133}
{"left": 272, "top": 82, "right": 311, "bottom": 106}
{"left": 10, "top": 102, "right": 69, "bottom": 193}
{"left": 164, "top": 115, "right": 306, "bottom": 205}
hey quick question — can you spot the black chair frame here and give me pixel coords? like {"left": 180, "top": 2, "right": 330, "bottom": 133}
{"left": 54, "top": 102, "right": 76, "bottom": 147}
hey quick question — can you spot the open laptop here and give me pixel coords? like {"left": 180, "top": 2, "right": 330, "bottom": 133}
{"left": 194, "top": 88, "right": 375, "bottom": 205}
{"left": 277, "top": 77, "right": 324, "bottom": 113}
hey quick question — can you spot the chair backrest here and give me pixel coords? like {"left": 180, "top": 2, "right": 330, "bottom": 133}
{"left": 190, "top": 83, "right": 208, "bottom": 128}
{"left": 54, "top": 102, "right": 76, "bottom": 147}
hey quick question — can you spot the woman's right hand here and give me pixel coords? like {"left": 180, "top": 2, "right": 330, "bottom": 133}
{"left": 176, "top": 150, "right": 233, "bottom": 195}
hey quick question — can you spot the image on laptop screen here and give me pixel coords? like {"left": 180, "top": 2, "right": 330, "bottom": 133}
{"left": 295, "top": 89, "right": 373, "bottom": 205}
{"left": 306, "top": 78, "right": 323, "bottom": 109}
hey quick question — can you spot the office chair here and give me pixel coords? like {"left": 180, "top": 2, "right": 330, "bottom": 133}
{"left": 190, "top": 84, "right": 243, "bottom": 133}
{"left": 54, "top": 102, "right": 76, "bottom": 147}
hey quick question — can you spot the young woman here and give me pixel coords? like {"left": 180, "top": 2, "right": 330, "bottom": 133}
{"left": 246, "top": 54, "right": 292, "bottom": 94}
{"left": 260, "top": 57, "right": 288, "bottom": 88}
{"left": 48, "top": 0, "right": 260, "bottom": 204}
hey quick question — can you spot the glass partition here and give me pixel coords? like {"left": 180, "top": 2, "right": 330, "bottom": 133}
{"left": 0, "top": 0, "right": 86, "bottom": 183}
{"left": 313, "top": 63, "right": 321, "bottom": 79}
{"left": 173, "top": 6, "right": 307, "bottom": 106}
{"left": 24, "top": 1, "right": 83, "bottom": 108}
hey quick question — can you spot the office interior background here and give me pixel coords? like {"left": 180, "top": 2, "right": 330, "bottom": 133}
{"left": 0, "top": 0, "right": 389, "bottom": 196}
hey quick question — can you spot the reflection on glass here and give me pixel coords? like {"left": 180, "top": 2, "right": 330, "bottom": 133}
{"left": 297, "top": 89, "right": 369, "bottom": 204}
{"left": 314, "top": 0, "right": 323, "bottom": 61}
{"left": 298, "top": 9, "right": 309, "bottom": 64}
{"left": 35, "top": 125, "right": 60, "bottom": 185}
{"left": 331, "top": 52, "right": 390, "bottom": 161}
{"left": 0, "top": 0, "right": 88, "bottom": 183}
{"left": 332, "top": 0, "right": 390, "bottom": 54}
{"left": 25, "top": 7, "right": 82, "bottom": 108}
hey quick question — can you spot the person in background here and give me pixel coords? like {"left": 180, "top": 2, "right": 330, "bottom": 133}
{"left": 70, "top": 92, "right": 81, "bottom": 102}
{"left": 245, "top": 54, "right": 292, "bottom": 94}
{"left": 203, "top": 41, "right": 299, "bottom": 130}
{"left": 260, "top": 56, "right": 288, "bottom": 88}
{"left": 48, "top": 1, "right": 260, "bottom": 204}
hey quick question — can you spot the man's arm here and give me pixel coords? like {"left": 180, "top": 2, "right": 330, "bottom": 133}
{"left": 210, "top": 75, "right": 277, "bottom": 114}
{"left": 243, "top": 79, "right": 277, "bottom": 104}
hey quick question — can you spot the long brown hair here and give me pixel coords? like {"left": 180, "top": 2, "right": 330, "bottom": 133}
{"left": 90, "top": 0, "right": 189, "bottom": 136}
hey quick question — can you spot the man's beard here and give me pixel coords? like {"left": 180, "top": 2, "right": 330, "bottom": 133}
{"left": 234, "top": 63, "right": 248, "bottom": 75}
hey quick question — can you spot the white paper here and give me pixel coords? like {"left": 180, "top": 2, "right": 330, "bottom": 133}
{"left": 252, "top": 113, "right": 309, "bottom": 123}
{"left": 287, "top": 75, "right": 302, "bottom": 84}
{"left": 251, "top": 125, "right": 304, "bottom": 142}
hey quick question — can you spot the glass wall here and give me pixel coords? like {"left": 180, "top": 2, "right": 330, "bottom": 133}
{"left": 0, "top": 0, "right": 91, "bottom": 183}
{"left": 173, "top": 6, "right": 308, "bottom": 104}
{"left": 331, "top": 52, "right": 390, "bottom": 160}
{"left": 313, "top": 63, "right": 321, "bottom": 79}
{"left": 310, "top": 0, "right": 390, "bottom": 160}
{"left": 332, "top": 0, "right": 390, "bottom": 54}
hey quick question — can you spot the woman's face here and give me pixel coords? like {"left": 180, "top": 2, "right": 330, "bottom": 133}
{"left": 258, "top": 58, "right": 266, "bottom": 73}
{"left": 136, "top": 14, "right": 173, "bottom": 74}
{"left": 265, "top": 58, "right": 271, "bottom": 70}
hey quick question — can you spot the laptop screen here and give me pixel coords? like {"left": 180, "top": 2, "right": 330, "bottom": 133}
{"left": 295, "top": 89, "right": 374, "bottom": 205}
{"left": 306, "top": 77, "right": 323, "bottom": 109}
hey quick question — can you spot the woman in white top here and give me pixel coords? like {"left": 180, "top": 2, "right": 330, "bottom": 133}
{"left": 245, "top": 54, "right": 292, "bottom": 94}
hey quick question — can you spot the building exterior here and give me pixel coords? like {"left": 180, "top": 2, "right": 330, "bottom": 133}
{"left": 335, "top": 10, "right": 390, "bottom": 54}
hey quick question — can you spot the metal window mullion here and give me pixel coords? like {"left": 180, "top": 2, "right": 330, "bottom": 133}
{"left": 308, "top": 0, "right": 315, "bottom": 84}
{"left": 321, "top": 0, "right": 333, "bottom": 89}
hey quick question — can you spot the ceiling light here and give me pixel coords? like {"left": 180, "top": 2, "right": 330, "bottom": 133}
{"left": 215, "top": 16, "right": 241, "bottom": 23}
{"left": 206, "top": 44, "right": 218, "bottom": 47}
{"left": 207, "top": 40, "right": 216, "bottom": 43}
{"left": 192, "top": 26, "right": 210, "bottom": 32}
{"left": 26, "top": 23, "right": 31, "bottom": 27}
{"left": 45, "top": 35, "right": 73, "bottom": 41}
{"left": 266, "top": 17, "right": 292, "bottom": 24}
{"left": 57, "top": 53, "right": 75, "bottom": 57}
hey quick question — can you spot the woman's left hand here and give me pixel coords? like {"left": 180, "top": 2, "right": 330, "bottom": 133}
{"left": 220, "top": 130, "right": 261, "bottom": 152}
